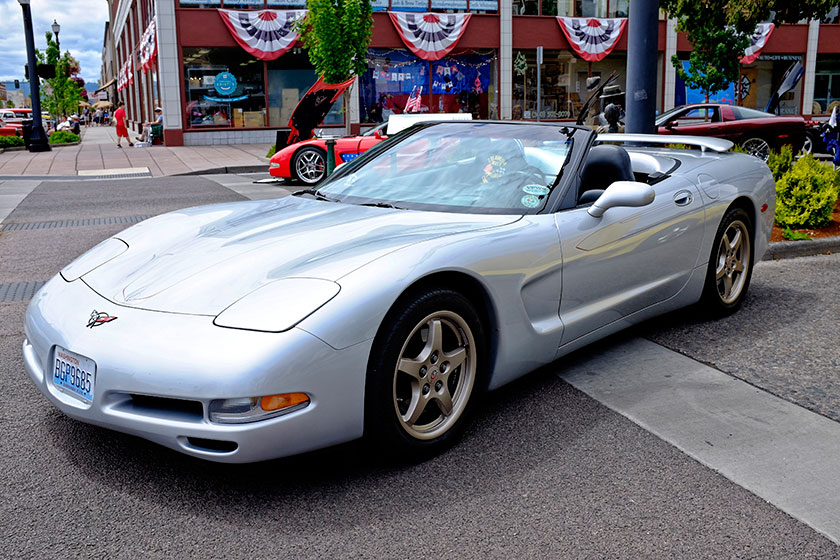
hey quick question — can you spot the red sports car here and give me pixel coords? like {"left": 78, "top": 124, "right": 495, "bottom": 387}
{"left": 0, "top": 118, "right": 21, "bottom": 137}
{"left": 656, "top": 103, "right": 805, "bottom": 161}
{"left": 269, "top": 122, "right": 388, "bottom": 185}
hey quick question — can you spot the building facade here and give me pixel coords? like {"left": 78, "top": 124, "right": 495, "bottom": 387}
{"left": 102, "top": 0, "right": 840, "bottom": 146}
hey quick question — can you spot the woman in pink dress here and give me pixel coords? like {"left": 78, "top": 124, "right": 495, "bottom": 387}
{"left": 114, "top": 101, "right": 133, "bottom": 148}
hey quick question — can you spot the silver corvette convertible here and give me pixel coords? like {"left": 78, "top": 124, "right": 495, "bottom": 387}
{"left": 24, "top": 121, "right": 775, "bottom": 463}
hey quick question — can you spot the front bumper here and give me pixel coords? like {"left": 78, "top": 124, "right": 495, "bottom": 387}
{"left": 23, "top": 276, "right": 369, "bottom": 463}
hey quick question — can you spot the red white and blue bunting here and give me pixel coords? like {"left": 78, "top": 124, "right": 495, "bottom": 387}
{"left": 740, "top": 23, "right": 775, "bottom": 65}
{"left": 556, "top": 17, "right": 627, "bottom": 62}
{"left": 389, "top": 12, "right": 472, "bottom": 61}
{"left": 139, "top": 16, "right": 157, "bottom": 73}
{"left": 218, "top": 9, "right": 306, "bottom": 61}
{"left": 117, "top": 55, "right": 134, "bottom": 92}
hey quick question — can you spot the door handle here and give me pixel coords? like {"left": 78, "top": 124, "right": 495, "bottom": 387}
{"left": 674, "top": 190, "right": 693, "bottom": 206}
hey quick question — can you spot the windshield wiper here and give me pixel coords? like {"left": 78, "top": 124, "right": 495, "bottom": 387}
{"left": 360, "top": 201, "right": 404, "bottom": 210}
{"left": 292, "top": 188, "right": 339, "bottom": 202}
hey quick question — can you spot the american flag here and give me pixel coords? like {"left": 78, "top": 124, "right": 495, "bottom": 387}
{"left": 404, "top": 86, "right": 423, "bottom": 113}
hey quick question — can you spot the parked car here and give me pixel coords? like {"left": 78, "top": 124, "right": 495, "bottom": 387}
{"left": 24, "top": 122, "right": 774, "bottom": 463}
{"left": 0, "top": 118, "right": 21, "bottom": 137}
{"left": 269, "top": 113, "right": 472, "bottom": 184}
{"left": 656, "top": 103, "right": 806, "bottom": 161}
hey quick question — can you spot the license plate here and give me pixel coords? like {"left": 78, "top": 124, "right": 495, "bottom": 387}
{"left": 52, "top": 346, "right": 96, "bottom": 403}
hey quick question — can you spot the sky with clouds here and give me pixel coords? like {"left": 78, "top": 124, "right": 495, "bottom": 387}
{"left": 0, "top": 0, "right": 108, "bottom": 85}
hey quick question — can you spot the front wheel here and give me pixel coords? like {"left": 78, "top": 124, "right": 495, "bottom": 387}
{"left": 740, "top": 137, "right": 771, "bottom": 161}
{"left": 365, "top": 289, "right": 484, "bottom": 459}
{"left": 292, "top": 146, "right": 326, "bottom": 184}
{"left": 700, "top": 207, "right": 753, "bottom": 316}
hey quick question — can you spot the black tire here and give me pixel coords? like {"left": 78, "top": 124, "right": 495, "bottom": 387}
{"left": 292, "top": 146, "right": 326, "bottom": 185}
{"left": 803, "top": 129, "right": 819, "bottom": 155}
{"left": 365, "top": 289, "right": 485, "bottom": 460}
{"left": 740, "top": 137, "right": 771, "bottom": 161}
{"left": 700, "top": 207, "right": 754, "bottom": 316}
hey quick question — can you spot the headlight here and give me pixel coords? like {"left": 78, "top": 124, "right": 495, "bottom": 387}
{"left": 269, "top": 161, "right": 280, "bottom": 168}
{"left": 213, "top": 278, "right": 340, "bottom": 332}
{"left": 60, "top": 238, "right": 128, "bottom": 282}
{"left": 208, "top": 393, "right": 310, "bottom": 424}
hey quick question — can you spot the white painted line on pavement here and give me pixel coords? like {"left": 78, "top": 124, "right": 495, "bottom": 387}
{"left": 0, "top": 180, "right": 41, "bottom": 225}
{"left": 77, "top": 167, "right": 149, "bottom": 176}
{"left": 560, "top": 337, "right": 840, "bottom": 545}
{"left": 200, "top": 174, "right": 290, "bottom": 201}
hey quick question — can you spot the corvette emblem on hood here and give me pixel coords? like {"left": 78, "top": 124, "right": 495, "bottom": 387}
{"left": 87, "top": 310, "right": 118, "bottom": 328}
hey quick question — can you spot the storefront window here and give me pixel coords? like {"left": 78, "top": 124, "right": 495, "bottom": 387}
{"left": 432, "top": 0, "right": 468, "bottom": 11}
{"left": 267, "top": 0, "right": 306, "bottom": 6}
{"left": 360, "top": 48, "right": 497, "bottom": 123}
{"left": 179, "top": 0, "right": 221, "bottom": 7}
{"left": 391, "top": 0, "right": 430, "bottom": 11}
{"left": 266, "top": 49, "right": 343, "bottom": 127}
{"left": 469, "top": 0, "right": 497, "bottom": 12}
{"left": 184, "top": 47, "right": 266, "bottom": 129}
{"left": 222, "top": 0, "right": 266, "bottom": 6}
{"left": 814, "top": 56, "right": 840, "bottom": 114}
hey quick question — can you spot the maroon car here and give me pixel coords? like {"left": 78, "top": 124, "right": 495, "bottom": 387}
{"left": 656, "top": 104, "right": 805, "bottom": 161}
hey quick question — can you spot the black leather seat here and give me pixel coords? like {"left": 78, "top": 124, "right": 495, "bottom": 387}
{"left": 578, "top": 144, "right": 635, "bottom": 204}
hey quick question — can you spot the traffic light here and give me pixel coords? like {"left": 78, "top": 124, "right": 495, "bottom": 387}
{"left": 24, "top": 64, "right": 28, "bottom": 80}
{"left": 14, "top": 80, "right": 20, "bottom": 89}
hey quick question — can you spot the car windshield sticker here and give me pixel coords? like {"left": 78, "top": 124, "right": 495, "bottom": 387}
{"left": 521, "top": 195, "right": 541, "bottom": 208}
{"left": 523, "top": 184, "right": 550, "bottom": 196}
{"left": 481, "top": 155, "right": 507, "bottom": 183}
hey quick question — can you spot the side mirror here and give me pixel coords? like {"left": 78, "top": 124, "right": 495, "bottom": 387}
{"left": 665, "top": 120, "right": 677, "bottom": 129}
{"left": 588, "top": 181, "right": 655, "bottom": 217}
{"left": 374, "top": 130, "right": 384, "bottom": 140}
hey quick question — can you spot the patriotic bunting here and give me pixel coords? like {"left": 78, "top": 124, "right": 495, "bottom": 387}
{"left": 117, "top": 55, "right": 134, "bottom": 92}
{"left": 389, "top": 12, "right": 472, "bottom": 61}
{"left": 556, "top": 17, "right": 627, "bottom": 62}
{"left": 139, "top": 17, "right": 158, "bottom": 72}
{"left": 740, "top": 23, "right": 775, "bottom": 65}
{"left": 218, "top": 9, "right": 306, "bottom": 61}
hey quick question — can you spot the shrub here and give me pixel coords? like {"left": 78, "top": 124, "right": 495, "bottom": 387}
{"left": 774, "top": 154, "right": 840, "bottom": 228}
{"left": 48, "top": 130, "right": 80, "bottom": 145}
{"left": 266, "top": 144, "right": 276, "bottom": 158}
{"left": 767, "top": 145, "right": 794, "bottom": 182}
{"left": 782, "top": 227, "right": 811, "bottom": 241}
{"left": 0, "top": 136, "right": 25, "bottom": 148}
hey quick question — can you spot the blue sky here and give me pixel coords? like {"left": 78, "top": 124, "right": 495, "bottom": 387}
{"left": 1, "top": 0, "right": 108, "bottom": 84}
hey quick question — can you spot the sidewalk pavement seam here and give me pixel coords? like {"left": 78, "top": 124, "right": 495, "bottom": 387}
{"left": 560, "top": 337, "right": 840, "bottom": 545}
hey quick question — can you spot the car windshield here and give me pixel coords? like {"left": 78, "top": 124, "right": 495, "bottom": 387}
{"left": 361, "top": 122, "right": 388, "bottom": 137}
{"left": 317, "top": 122, "right": 575, "bottom": 214}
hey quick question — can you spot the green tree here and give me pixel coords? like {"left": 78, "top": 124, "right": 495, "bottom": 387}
{"left": 36, "top": 31, "right": 83, "bottom": 120}
{"left": 5, "top": 100, "right": 14, "bottom": 108}
{"left": 662, "top": 0, "right": 840, "bottom": 98}
{"left": 297, "top": 0, "right": 373, "bottom": 133}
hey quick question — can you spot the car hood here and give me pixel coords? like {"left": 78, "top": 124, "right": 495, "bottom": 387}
{"left": 82, "top": 196, "right": 517, "bottom": 316}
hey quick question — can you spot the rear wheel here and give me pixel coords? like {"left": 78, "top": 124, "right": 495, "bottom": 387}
{"left": 365, "top": 289, "right": 484, "bottom": 459}
{"left": 700, "top": 207, "right": 753, "bottom": 316}
{"left": 292, "top": 146, "right": 326, "bottom": 184}
{"left": 740, "top": 137, "right": 771, "bottom": 161}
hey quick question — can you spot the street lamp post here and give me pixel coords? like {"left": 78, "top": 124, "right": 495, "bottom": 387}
{"left": 18, "top": 0, "right": 51, "bottom": 152}
{"left": 51, "top": 19, "right": 60, "bottom": 51}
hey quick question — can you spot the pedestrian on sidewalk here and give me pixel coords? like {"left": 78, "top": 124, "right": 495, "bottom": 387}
{"left": 94, "top": 108, "right": 103, "bottom": 126}
{"left": 114, "top": 101, "right": 133, "bottom": 148}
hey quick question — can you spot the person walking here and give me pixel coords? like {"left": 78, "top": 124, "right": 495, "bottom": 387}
{"left": 113, "top": 101, "right": 133, "bottom": 148}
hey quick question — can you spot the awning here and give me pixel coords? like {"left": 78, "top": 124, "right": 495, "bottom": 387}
{"left": 95, "top": 78, "right": 116, "bottom": 93}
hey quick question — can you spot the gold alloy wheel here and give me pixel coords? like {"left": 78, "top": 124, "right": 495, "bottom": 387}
{"left": 715, "top": 219, "right": 751, "bottom": 305}
{"left": 392, "top": 310, "right": 476, "bottom": 441}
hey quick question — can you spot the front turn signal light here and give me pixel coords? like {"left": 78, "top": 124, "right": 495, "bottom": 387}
{"left": 261, "top": 393, "right": 310, "bottom": 411}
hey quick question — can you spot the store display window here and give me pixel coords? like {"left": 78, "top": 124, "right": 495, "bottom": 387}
{"left": 266, "top": 49, "right": 344, "bottom": 127}
{"left": 178, "top": 0, "right": 221, "bottom": 7}
{"left": 359, "top": 48, "right": 497, "bottom": 123}
{"left": 183, "top": 47, "right": 267, "bottom": 128}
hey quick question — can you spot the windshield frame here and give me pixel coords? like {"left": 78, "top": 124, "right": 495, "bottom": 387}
{"left": 316, "top": 121, "right": 589, "bottom": 215}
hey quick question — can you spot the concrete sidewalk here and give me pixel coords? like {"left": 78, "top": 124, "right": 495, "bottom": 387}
{"left": 0, "top": 125, "right": 271, "bottom": 177}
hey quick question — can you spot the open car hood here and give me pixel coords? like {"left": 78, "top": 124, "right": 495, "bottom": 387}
{"left": 82, "top": 197, "right": 517, "bottom": 316}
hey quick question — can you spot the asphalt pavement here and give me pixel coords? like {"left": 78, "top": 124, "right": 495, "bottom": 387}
{"left": 1, "top": 175, "right": 839, "bottom": 558}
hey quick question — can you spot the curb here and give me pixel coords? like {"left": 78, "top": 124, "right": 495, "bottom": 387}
{"left": 763, "top": 237, "right": 840, "bottom": 260}
{"left": 173, "top": 164, "right": 268, "bottom": 176}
